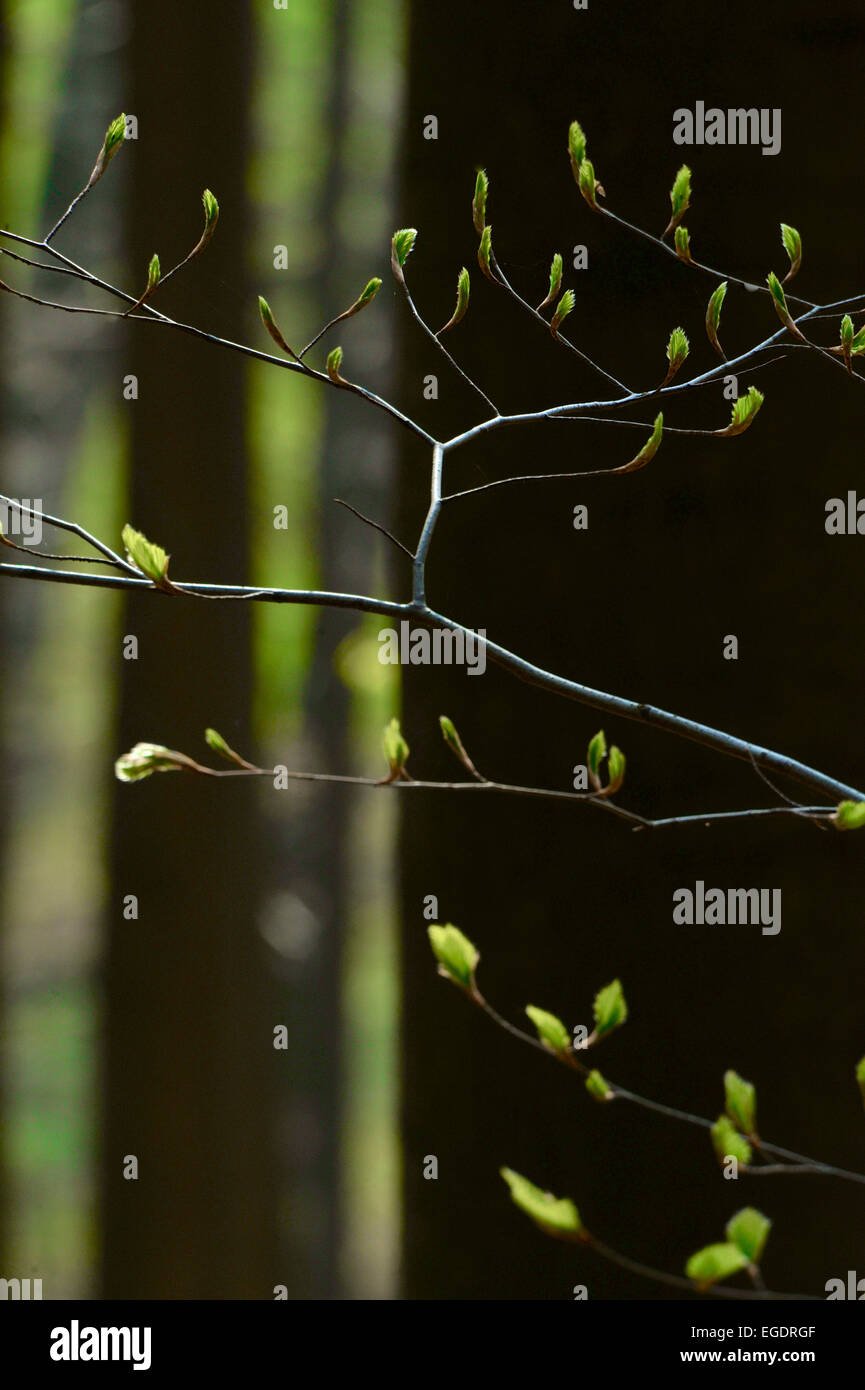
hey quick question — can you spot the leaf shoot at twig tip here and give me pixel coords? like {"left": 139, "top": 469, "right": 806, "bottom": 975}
{"left": 326, "top": 345, "right": 345, "bottom": 383}
{"left": 437, "top": 267, "right": 470, "bottom": 335}
{"left": 472, "top": 168, "right": 489, "bottom": 234}
{"left": 121, "top": 524, "right": 170, "bottom": 588}
{"left": 724, "top": 1068, "right": 757, "bottom": 1136}
{"left": 674, "top": 224, "right": 692, "bottom": 263}
{"left": 592, "top": 978, "right": 628, "bottom": 1038}
{"left": 663, "top": 326, "right": 689, "bottom": 384}
{"left": 706, "top": 281, "right": 728, "bottom": 357}
{"left": 500, "top": 1168, "right": 583, "bottom": 1238}
{"left": 568, "top": 119, "right": 587, "bottom": 180}
{"left": 477, "top": 224, "right": 494, "bottom": 279}
{"left": 549, "top": 287, "right": 575, "bottom": 338}
{"left": 685, "top": 1241, "right": 750, "bottom": 1291}
{"left": 525, "top": 1005, "right": 571, "bottom": 1054}
{"left": 710, "top": 1114, "right": 753, "bottom": 1167}
{"left": 585, "top": 1069, "right": 614, "bottom": 1102}
{"left": 382, "top": 716, "right": 409, "bottom": 778}
{"left": 578, "top": 156, "right": 602, "bottom": 210}
{"left": 114, "top": 742, "right": 191, "bottom": 783}
{"left": 725, "top": 1207, "right": 771, "bottom": 1264}
{"left": 780, "top": 222, "right": 802, "bottom": 282}
{"left": 390, "top": 227, "right": 417, "bottom": 284}
{"left": 664, "top": 164, "right": 692, "bottom": 237}
{"left": 257, "top": 295, "right": 297, "bottom": 357}
{"left": 204, "top": 727, "right": 248, "bottom": 767}
{"left": 187, "top": 188, "right": 220, "bottom": 259}
{"left": 428, "top": 923, "right": 479, "bottom": 989}
{"left": 834, "top": 798, "right": 865, "bottom": 829}
{"left": 438, "top": 714, "right": 480, "bottom": 776}
{"left": 767, "top": 269, "right": 805, "bottom": 339}
{"left": 618, "top": 413, "right": 663, "bottom": 474}
{"left": 537, "top": 252, "right": 563, "bottom": 311}
{"left": 715, "top": 385, "right": 763, "bottom": 437}
{"left": 86, "top": 112, "right": 127, "bottom": 189}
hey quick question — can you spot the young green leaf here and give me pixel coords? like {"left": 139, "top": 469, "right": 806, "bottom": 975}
{"left": 856, "top": 1055, "right": 865, "bottom": 1104}
{"left": 258, "top": 296, "right": 298, "bottom": 358}
{"left": 500, "top": 1168, "right": 582, "bottom": 1239}
{"left": 705, "top": 281, "right": 728, "bottom": 358}
{"left": 526, "top": 1005, "right": 571, "bottom": 1054}
{"left": 477, "top": 224, "right": 494, "bottom": 280}
{"left": 711, "top": 1115, "right": 753, "bottom": 1167}
{"left": 326, "top": 345, "right": 345, "bottom": 383}
{"left": 617, "top": 413, "right": 662, "bottom": 474}
{"left": 568, "top": 119, "right": 587, "bottom": 179}
{"left": 537, "top": 252, "right": 564, "bottom": 310}
{"left": 674, "top": 225, "right": 692, "bottom": 264}
{"left": 663, "top": 326, "right": 689, "bottom": 385}
{"left": 664, "top": 164, "right": 692, "bottom": 237}
{"left": 115, "top": 742, "right": 193, "bottom": 783}
{"left": 716, "top": 385, "right": 764, "bottom": 437}
{"left": 550, "top": 287, "right": 575, "bottom": 338}
{"left": 724, "top": 1069, "right": 757, "bottom": 1135}
{"left": 834, "top": 800, "right": 865, "bottom": 830}
{"left": 428, "top": 923, "right": 479, "bottom": 990}
{"left": 767, "top": 270, "right": 806, "bottom": 339}
{"left": 86, "top": 112, "right": 127, "bottom": 189}
{"left": 725, "top": 1207, "right": 771, "bottom": 1264}
{"left": 578, "top": 157, "right": 601, "bottom": 211}
{"left": 204, "top": 727, "right": 249, "bottom": 768}
{"left": 390, "top": 227, "right": 418, "bottom": 285}
{"left": 187, "top": 189, "right": 220, "bottom": 260}
{"left": 585, "top": 1069, "right": 614, "bottom": 1102}
{"left": 438, "top": 714, "right": 480, "bottom": 777}
{"left": 592, "top": 979, "right": 628, "bottom": 1038}
{"left": 121, "top": 524, "right": 170, "bottom": 588}
{"left": 382, "top": 716, "right": 409, "bottom": 777}
{"left": 472, "top": 169, "right": 489, "bottom": 234}
{"left": 606, "top": 745, "right": 626, "bottom": 794}
{"left": 587, "top": 729, "right": 607, "bottom": 784}
{"left": 780, "top": 223, "right": 802, "bottom": 282}
{"left": 438, "top": 267, "right": 470, "bottom": 335}
{"left": 686, "top": 1242, "right": 749, "bottom": 1291}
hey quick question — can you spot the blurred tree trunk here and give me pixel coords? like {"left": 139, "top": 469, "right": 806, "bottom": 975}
{"left": 397, "top": 0, "right": 865, "bottom": 1298}
{"left": 102, "top": 0, "right": 277, "bottom": 1298}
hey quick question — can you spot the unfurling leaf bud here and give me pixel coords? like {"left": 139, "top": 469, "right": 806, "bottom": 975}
{"left": 686, "top": 1242, "right": 749, "bottom": 1291}
{"left": 428, "top": 923, "right": 479, "bottom": 990}
{"left": 834, "top": 799, "right": 865, "bottom": 830}
{"left": 568, "top": 119, "right": 588, "bottom": 179}
{"left": 121, "top": 524, "right": 171, "bottom": 589}
{"left": 550, "top": 287, "right": 575, "bottom": 338}
{"left": 472, "top": 169, "right": 489, "bottom": 234}
{"left": 437, "top": 267, "right": 470, "bottom": 335}
{"left": 204, "top": 727, "right": 250, "bottom": 768}
{"left": 724, "top": 1069, "right": 757, "bottom": 1136}
{"left": 500, "top": 1168, "right": 583, "bottom": 1239}
{"left": 617, "top": 413, "right": 663, "bottom": 474}
{"left": 726, "top": 1208, "right": 771, "bottom": 1264}
{"left": 382, "top": 716, "right": 409, "bottom": 778}
{"left": 326, "top": 345, "right": 345, "bottom": 383}
{"left": 767, "top": 270, "right": 806, "bottom": 339}
{"left": 258, "top": 296, "right": 298, "bottom": 358}
{"left": 86, "top": 113, "right": 127, "bottom": 189}
{"left": 438, "top": 714, "right": 481, "bottom": 777}
{"left": 578, "top": 157, "right": 602, "bottom": 211}
{"left": 780, "top": 223, "right": 802, "bottom": 282}
{"left": 664, "top": 165, "right": 692, "bottom": 237}
{"left": 715, "top": 385, "right": 763, "bottom": 437}
{"left": 711, "top": 1114, "right": 753, "bottom": 1167}
{"left": 525, "top": 1006, "right": 571, "bottom": 1055}
{"left": 477, "top": 224, "right": 494, "bottom": 280}
{"left": 705, "top": 281, "right": 728, "bottom": 358}
{"left": 592, "top": 978, "right": 628, "bottom": 1039}
{"left": 537, "top": 252, "right": 564, "bottom": 311}
{"left": 115, "top": 742, "right": 194, "bottom": 783}
{"left": 186, "top": 189, "right": 220, "bottom": 260}
{"left": 587, "top": 729, "right": 607, "bottom": 787}
{"left": 674, "top": 225, "right": 692, "bottom": 264}
{"left": 663, "top": 326, "right": 689, "bottom": 384}
{"left": 390, "top": 227, "right": 417, "bottom": 284}
{"left": 606, "top": 745, "right": 626, "bottom": 794}
{"left": 145, "top": 253, "right": 161, "bottom": 293}
{"left": 585, "top": 1069, "right": 614, "bottom": 1102}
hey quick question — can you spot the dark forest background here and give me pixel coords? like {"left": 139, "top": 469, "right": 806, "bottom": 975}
{"left": 1, "top": 0, "right": 864, "bottom": 1300}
